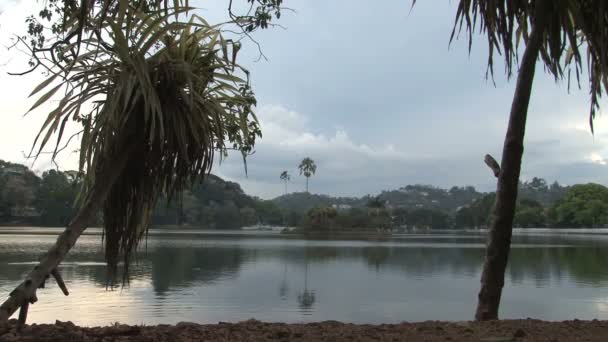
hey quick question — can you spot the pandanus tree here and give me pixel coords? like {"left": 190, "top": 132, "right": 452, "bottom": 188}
{"left": 447, "top": 0, "right": 608, "bottom": 320}
{"left": 280, "top": 170, "right": 290, "bottom": 195}
{"left": 0, "top": 0, "right": 284, "bottom": 324}
{"left": 298, "top": 157, "right": 316, "bottom": 193}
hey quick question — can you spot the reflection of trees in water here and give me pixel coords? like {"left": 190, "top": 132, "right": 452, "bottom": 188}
{"left": 279, "top": 264, "right": 289, "bottom": 299}
{"left": 273, "top": 243, "right": 608, "bottom": 287}
{"left": 363, "top": 247, "right": 391, "bottom": 271}
{"left": 507, "top": 246, "right": 608, "bottom": 286}
{"left": 150, "top": 246, "right": 248, "bottom": 294}
{"left": 3, "top": 237, "right": 608, "bottom": 292}
{"left": 297, "top": 263, "right": 315, "bottom": 311}
{"left": 274, "top": 249, "right": 321, "bottom": 311}
{"left": 361, "top": 247, "right": 483, "bottom": 277}
{"left": 272, "top": 245, "right": 483, "bottom": 278}
{"left": 297, "top": 290, "right": 315, "bottom": 310}
{"left": 0, "top": 243, "right": 250, "bottom": 294}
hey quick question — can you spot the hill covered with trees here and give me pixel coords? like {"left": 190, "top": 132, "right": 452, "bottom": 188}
{"left": 0, "top": 160, "right": 283, "bottom": 228}
{"left": 1, "top": 159, "right": 605, "bottom": 230}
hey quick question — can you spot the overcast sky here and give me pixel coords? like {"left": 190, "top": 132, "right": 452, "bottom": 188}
{"left": 1, "top": 0, "right": 607, "bottom": 199}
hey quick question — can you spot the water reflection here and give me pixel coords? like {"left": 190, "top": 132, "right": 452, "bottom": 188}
{"left": 3, "top": 236, "right": 608, "bottom": 288}
{"left": 149, "top": 246, "right": 247, "bottom": 294}
{"left": 278, "top": 264, "right": 289, "bottom": 299}
{"left": 1, "top": 232, "right": 608, "bottom": 324}
{"left": 297, "top": 263, "right": 315, "bottom": 312}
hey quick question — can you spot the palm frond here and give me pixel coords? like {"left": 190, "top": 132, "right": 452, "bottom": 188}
{"left": 452, "top": 0, "right": 608, "bottom": 130}
{"left": 27, "top": 4, "right": 260, "bottom": 283}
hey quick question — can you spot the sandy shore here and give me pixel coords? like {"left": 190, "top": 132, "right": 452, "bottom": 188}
{"left": 1, "top": 318, "right": 608, "bottom": 341}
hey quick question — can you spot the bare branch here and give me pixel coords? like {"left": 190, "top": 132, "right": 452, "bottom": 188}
{"left": 484, "top": 154, "right": 501, "bottom": 178}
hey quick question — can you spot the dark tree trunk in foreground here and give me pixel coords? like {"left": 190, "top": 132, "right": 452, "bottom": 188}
{"left": 475, "top": 2, "right": 550, "bottom": 321}
{"left": 0, "top": 149, "right": 133, "bottom": 323}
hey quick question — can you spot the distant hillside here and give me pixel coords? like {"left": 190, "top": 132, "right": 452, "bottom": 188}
{"left": 1, "top": 157, "right": 574, "bottom": 229}
{"left": 0, "top": 159, "right": 283, "bottom": 228}
{"left": 376, "top": 185, "right": 484, "bottom": 212}
{"left": 152, "top": 174, "right": 284, "bottom": 228}
{"left": 271, "top": 185, "right": 485, "bottom": 214}
{"left": 271, "top": 179, "right": 569, "bottom": 216}
{"left": 271, "top": 192, "right": 364, "bottom": 214}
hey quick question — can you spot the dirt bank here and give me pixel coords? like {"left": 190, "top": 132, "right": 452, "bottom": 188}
{"left": 1, "top": 318, "right": 607, "bottom": 341}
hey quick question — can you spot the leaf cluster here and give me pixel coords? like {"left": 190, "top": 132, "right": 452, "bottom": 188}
{"left": 23, "top": 1, "right": 262, "bottom": 282}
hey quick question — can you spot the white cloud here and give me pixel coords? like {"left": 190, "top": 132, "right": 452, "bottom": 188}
{"left": 256, "top": 104, "right": 411, "bottom": 161}
{"left": 217, "top": 104, "right": 494, "bottom": 198}
{"left": 589, "top": 152, "right": 607, "bottom": 166}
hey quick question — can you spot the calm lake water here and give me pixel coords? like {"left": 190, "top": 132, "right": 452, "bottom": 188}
{"left": 2, "top": 228, "right": 608, "bottom": 326}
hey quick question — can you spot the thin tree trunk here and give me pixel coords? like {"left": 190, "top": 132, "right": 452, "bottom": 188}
{"left": 0, "top": 148, "right": 133, "bottom": 323}
{"left": 475, "top": 1, "right": 550, "bottom": 321}
{"left": 306, "top": 177, "right": 309, "bottom": 193}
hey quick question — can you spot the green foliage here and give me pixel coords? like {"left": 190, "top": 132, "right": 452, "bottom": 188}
{"left": 19, "top": 1, "right": 271, "bottom": 280}
{"left": 279, "top": 170, "right": 290, "bottom": 195}
{"left": 457, "top": 193, "right": 495, "bottom": 229}
{"left": 377, "top": 185, "right": 483, "bottom": 211}
{"left": 298, "top": 157, "right": 316, "bottom": 192}
{"left": 0, "top": 160, "right": 282, "bottom": 229}
{"left": 0, "top": 161, "right": 40, "bottom": 219}
{"left": 549, "top": 183, "right": 608, "bottom": 228}
{"left": 36, "top": 170, "right": 80, "bottom": 226}
{"left": 298, "top": 158, "right": 316, "bottom": 177}
{"left": 253, "top": 199, "right": 285, "bottom": 226}
{"left": 302, "top": 206, "right": 338, "bottom": 231}
{"left": 233, "top": 0, "right": 285, "bottom": 32}
{"left": 3, "top": 162, "right": 608, "bottom": 231}
{"left": 514, "top": 199, "right": 545, "bottom": 228}
{"left": 519, "top": 178, "right": 568, "bottom": 206}
{"left": 272, "top": 192, "right": 362, "bottom": 214}
{"left": 403, "top": 208, "right": 450, "bottom": 230}
{"left": 366, "top": 196, "right": 385, "bottom": 209}
{"left": 456, "top": 194, "right": 548, "bottom": 229}
{"left": 280, "top": 171, "right": 290, "bottom": 181}
{"left": 300, "top": 206, "right": 392, "bottom": 233}
{"left": 150, "top": 174, "right": 282, "bottom": 228}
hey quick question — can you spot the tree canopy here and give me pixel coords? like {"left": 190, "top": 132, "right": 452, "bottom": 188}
{"left": 9, "top": 0, "right": 287, "bottom": 283}
{"left": 549, "top": 183, "right": 608, "bottom": 228}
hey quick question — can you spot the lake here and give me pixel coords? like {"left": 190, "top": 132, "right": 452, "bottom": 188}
{"left": 1, "top": 228, "right": 608, "bottom": 326}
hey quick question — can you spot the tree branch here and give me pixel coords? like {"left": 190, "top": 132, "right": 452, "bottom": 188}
{"left": 484, "top": 154, "right": 501, "bottom": 178}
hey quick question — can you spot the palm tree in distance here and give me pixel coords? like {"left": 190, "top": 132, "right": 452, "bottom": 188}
{"left": 298, "top": 157, "right": 316, "bottom": 193}
{"left": 280, "top": 171, "right": 290, "bottom": 195}
{"left": 446, "top": 0, "right": 608, "bottom": 320}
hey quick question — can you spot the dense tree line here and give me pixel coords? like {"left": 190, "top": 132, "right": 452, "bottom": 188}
{"left": 3, "top": 160, "right": 608, "bottom": 230}
{"left": 293, "top": 179, "right": 608, "bottom": 232}
{"left": 1, "top": 161, "right": 80, "bottom": 226}
{"left": 0, "top": 160, "right": 286, "bottom": 228}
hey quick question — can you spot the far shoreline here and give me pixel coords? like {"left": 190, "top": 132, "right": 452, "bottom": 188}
{"left": 3, "top": 226, "right": 608, "bottom": 238}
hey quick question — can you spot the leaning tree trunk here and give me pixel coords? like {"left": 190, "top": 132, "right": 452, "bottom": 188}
{"left": 0, "top": 148, "right": 133, "bottom": 324}
{"left": 474, "top": 2, "right": 550, "bottom": 321}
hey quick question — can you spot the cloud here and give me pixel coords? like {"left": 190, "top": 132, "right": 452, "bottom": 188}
{"left": 218, "top": 97, "right": 608, "bottom": 200}
{"left": 217, "top": 104, "right": 497, "bottom": 198}
{"left": 2, "top": 0, "right": 608, "bottom": 200}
